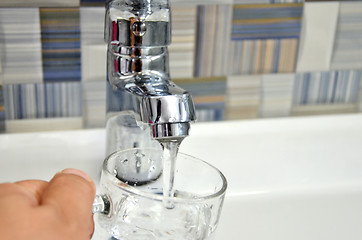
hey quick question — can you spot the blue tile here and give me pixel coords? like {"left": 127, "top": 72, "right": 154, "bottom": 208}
{"left": 293, "top": 70, "right": 362, "bottom": 105}
{"left": 232, "top": 4, "right": 304, "bottom": 40}
{"left": 40, "top": 8, "right": 81, "bottom": 83}
{"left": 3, "top": 82, "right": 82, "bottom": 120}
{"left": 0, "top": 86, "right": 4, "bottom": 132}
{"left": 175, "top": 77, "right": 227, "bottom": 121}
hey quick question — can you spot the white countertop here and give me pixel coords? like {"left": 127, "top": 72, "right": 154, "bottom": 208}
{"left": 1, "top": 113, "right": 362, "bottom": 239}
{"left": 3, "top": 113, "right": 362, "bottom": 192}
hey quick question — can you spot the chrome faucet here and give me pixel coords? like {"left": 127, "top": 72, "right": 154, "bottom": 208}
{"left": 104, "top": 0, "right": 196, "bottom": 182}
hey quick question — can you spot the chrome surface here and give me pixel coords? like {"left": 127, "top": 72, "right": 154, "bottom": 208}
{"left": 105, "top": 0, "right": 196, "bottom": 154}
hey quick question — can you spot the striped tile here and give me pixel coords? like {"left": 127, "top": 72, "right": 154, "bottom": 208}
{"left": 80, "top": 7, "right": 107, "bottom": 83}
{"left": 81, "top": 45, "right": 107, "bottom": 83}
{"left": 0, "top": 85, "right": 4, "bottom": 132}
{"left": 271, "top": 0, "right": 304, "bottom": 3}
{"left": 174, "top": 77, "right": 227, "bottom": 121}
{"left": 293, "top": 70, "right": 361, "bottom": 106}
{"left": 80, "top": 0, "right": 240, "bottom": 7}
{"left": 229, "top": 3, "right": 302, "bottom": 75}
{"left": 235, "top": 0, "right": 269, "bottom": 3}
{"left": 194, "top": 5, "right": 233, "bottom": 77}
{"left": 4, "top": 82, "right": 82, "bottom": 120}
{"left": 232, "top": 3, "right": 304, "bottom": 40}
{"left": 238, "top": 0, "right": 304, "bottom": 3}
{"left": 0, "top": 57, "right": 2, "bottom": 85}
{"left": 225, "top": 75, "right": 261, "bottom": 120}
{"left": 229, "top": 38, "right": 299, "bottom": 75}
{"left": 172, "top": 0, "right": 233, "bottom": 5}
{"left": 259, "top": 73, "right": 294, "bottom": 118}
{"left": 359, "top": 75, "right": 362, "bottom": 113}
{"left": 174, "top": 0, "right": 303, "bottom": 4}
{"left": 0, "top": 0, "right": 79, "bottom": 7}
{"left": 81, "top": 0, "right": 104, "bottom": 6}
{"left": 82, "top": 81, "right": 106, "bottom": 128}
{"left": 0, "top": 8, "right": 43, "bottom": 84}
{"left": 40, "top": 8, "right": 81, "bottom": 82}
{"left": 0, "top": 58, "right": 3, "bottom": 132}
{"left": 305, "top": 0, "right": 359, "bottom": 2}
{"left": 331, "top": 2, "right": 362, "bottom": 70}
{"left": 169, "top": 6, "right": 197, "bottom": 79}
{"left": 80, "top": 7, "right": 105, "bottom": 44}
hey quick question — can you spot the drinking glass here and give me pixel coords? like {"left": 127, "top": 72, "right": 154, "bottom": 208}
{"left": 92, "top": 148, "right": 227, "bottom": 240}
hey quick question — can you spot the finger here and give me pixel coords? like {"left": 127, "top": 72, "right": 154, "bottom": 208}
{"left": 41, "top": 169, "right": 96, "bottom": 225}
{"left": 14, "top": 180, "right": 48, "bottom": 206}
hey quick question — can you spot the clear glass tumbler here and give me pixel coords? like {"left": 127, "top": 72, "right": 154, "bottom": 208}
{"left": 92, "top": 148, "right": 227, "bottom": 240}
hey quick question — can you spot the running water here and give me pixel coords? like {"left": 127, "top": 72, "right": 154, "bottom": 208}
{"left": 158, "top": 139, "right": 183, "bottom": 209}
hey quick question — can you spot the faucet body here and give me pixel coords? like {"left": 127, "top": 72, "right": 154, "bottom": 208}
{"left": 104, "top": 0, "right": 196, "bottom": 183}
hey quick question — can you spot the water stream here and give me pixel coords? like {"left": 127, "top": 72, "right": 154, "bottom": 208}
{"left": 158, "top": 139, "right": 183, "bottom": 209}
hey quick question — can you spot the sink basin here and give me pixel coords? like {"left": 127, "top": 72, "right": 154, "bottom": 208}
{"left": 218, "top": 186, "right": 362, "bottom": 240}
{"left": 1, "top": 113, "right": 362, "bottom": 239}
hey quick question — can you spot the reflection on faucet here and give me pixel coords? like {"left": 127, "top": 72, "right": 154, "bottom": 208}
{"left": 104, "top": 0, "right": 196, "bottom": 156}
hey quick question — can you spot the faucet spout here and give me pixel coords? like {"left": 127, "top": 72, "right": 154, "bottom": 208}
{"left": 114, "top": 74, "right": 196, "bottom": 139}
{"left": 140, "top": 84, "right": 195, "bottom": 139}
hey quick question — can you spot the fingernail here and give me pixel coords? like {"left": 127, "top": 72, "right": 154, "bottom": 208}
{"left": 61, "top": 168, "right": 93, "bottom": 183}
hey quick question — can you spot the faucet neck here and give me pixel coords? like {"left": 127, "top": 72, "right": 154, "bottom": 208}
{"left": 106, "top": 0, "right": 172, "bottom": 86}
{"left": 108, "top": 45, "right": 170, "bottom": 86}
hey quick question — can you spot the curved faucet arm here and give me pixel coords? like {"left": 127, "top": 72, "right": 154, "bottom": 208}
{"left": 112, "top": 79, "right": 196, "bottom": 139}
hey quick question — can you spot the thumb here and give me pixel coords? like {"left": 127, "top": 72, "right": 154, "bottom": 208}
{"left": 41, "top": 169, "right": 96, "bottom": 228}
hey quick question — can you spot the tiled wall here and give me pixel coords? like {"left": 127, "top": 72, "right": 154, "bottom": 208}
{"left": 0, "top": 0, "right": 361, "bottom": 133}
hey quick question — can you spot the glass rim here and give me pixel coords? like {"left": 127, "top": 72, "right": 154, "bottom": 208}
{"left": 103, "top": 148, "right": 228, "bottom": 203}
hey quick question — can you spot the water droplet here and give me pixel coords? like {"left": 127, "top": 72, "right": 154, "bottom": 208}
{"left": 132, "top": 21, "right": 146, "bottom": 37}
{"left": 113, "top": 169, "right": 118, "bottom": 176}
{"left": 141, "top": 212, "right": 151, "bottom": 218}
{"left": 149, "top": 165, "right": 156, "bottom": 173}
{"left": 121, "top": 158, "right": 128, "bottom": 163}
{"left": 134, "top": 152, "right": 145, "bottom": 159}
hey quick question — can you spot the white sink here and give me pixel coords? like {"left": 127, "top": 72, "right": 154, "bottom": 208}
{"left": 1, "top": 114, "right": 362, "bottom": 240}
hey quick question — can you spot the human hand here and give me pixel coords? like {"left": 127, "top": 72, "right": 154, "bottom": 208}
{"left": 0, "top": 169, "right": 96, "bottom": 240}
